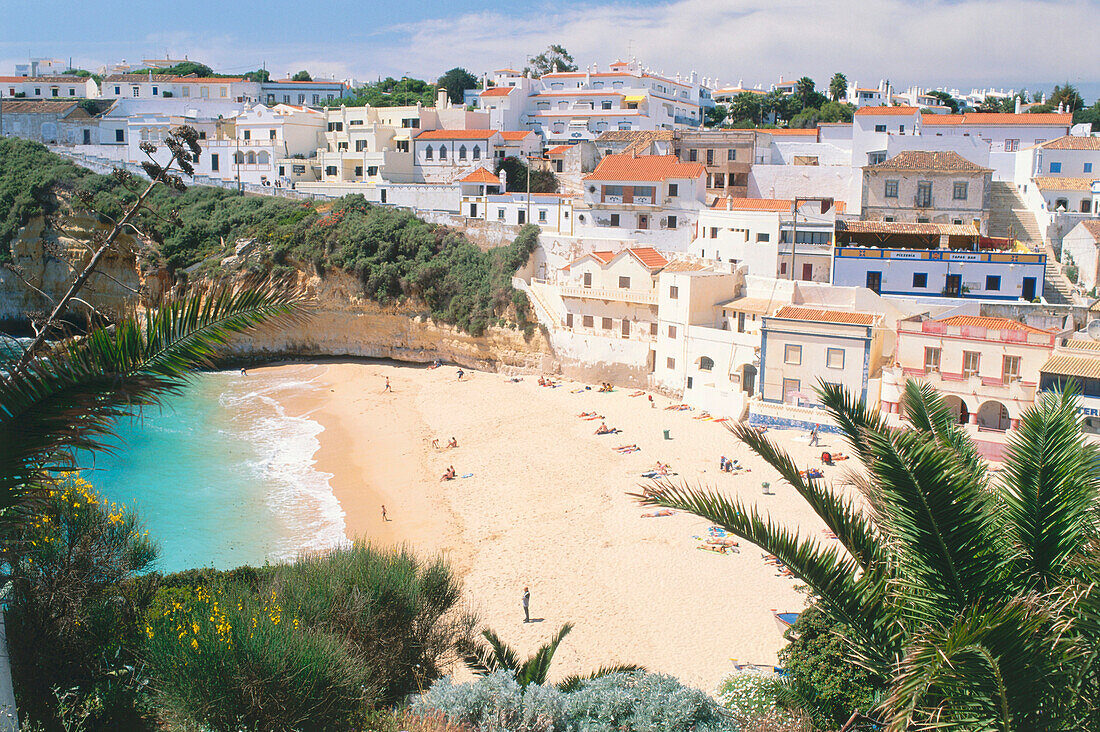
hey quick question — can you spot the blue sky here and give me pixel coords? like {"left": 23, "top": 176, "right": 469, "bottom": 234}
{"left": 3, "top": 0, "right": 1097, "bottom": 100}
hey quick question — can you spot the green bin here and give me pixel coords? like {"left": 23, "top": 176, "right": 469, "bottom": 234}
{"left": 663, "top": 429, "right": 671, "bottom": 440}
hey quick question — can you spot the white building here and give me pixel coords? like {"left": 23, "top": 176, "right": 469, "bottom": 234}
{"left": 0, "top": 75, "right": 97, "bottom": 99}
{"left": 99, "top": 74, "right": 261, "bottom": 102}
{"left": 261, "top": 78, "right": 349, "bottom": 106}
{"left": 1061, "top": 220, "right": 1100, "bottom": 290}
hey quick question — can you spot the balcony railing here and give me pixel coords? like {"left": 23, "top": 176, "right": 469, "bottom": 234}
{"left": 559, "top": 284, "right": 658, "bottom": 305}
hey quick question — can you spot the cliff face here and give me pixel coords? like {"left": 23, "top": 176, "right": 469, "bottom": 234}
{"left": 0, "top": 215, "right": 146, "bottom": 325}
{"left": 230, "top": 268, "right": 558, "bottom": 372}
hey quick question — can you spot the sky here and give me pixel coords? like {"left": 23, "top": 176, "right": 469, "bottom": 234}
{"left": 2, "top": 0, "right": 1098, "bottom": 100}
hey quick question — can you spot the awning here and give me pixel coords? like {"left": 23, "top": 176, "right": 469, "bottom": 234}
{"left": 623, "top": 95, "right": 646, "bottom": 104}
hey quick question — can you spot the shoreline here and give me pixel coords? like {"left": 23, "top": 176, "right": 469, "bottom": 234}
{"left": 251, "top": 358, "right": 856, "bottom": 691}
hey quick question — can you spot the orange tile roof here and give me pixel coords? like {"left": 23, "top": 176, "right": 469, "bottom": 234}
{"left": 866, "top": 150, "right": 991, "bottom": 173}
{"left": 935, "top": 315, "right": 1054, "bottom": 334}
{"left": 0, "top": 75, "right": 87, "bottom": 83}
{"left": 1076, "top": 220, "right": 1100, "bottom": 240}
{"left": 758, "top": 128, "right": 818, "bottom": 136}
{"left": 480, "top": 87, "right": 515, "bottom": 97}
{"left": 772, "top": 306, "right": 878, "bottom": 326}
{"left": 459, "top": 167, "right": 501, "bottom": 185}
{"left": 923, "top": 112, "right": 1073, "bottom": 126}
{"left": 269, "top": 79, "right": 345, "bottom": 86}
{"left": 1036, "top": 135, "right": 1100, "bottom": 150}
{"left": 625, "top": 247, "right": 669, "bottom": 269}
{"left": 1034, "top": 176, "right": 1098, "bottom": 191}
{"left": 546, "top": 144, "right": 572, "bottom": 156}
{"left": 499, "top": 130, "right": 535, "bottom": 140}
{"left": 495, "top": 68, "right": 521, "bottom": 74}
{"left": 414, "top": 129, "right": 498, "bottom": 140}
{"left": 583, "top": 154, "right": 706, "bottom": 182}
{"left": 711, "top": 197, "right": 793, "bottom": 211}
{"left": 854, "top": 106, "right": 920, "bottom": 116}
{"left": 567, "top": 250, "right": 616, "bottom": 268}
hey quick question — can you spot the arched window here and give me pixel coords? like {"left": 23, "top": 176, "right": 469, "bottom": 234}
{"left": 1055, "top": 198, "right": 1069, "bottom": 210}
{"left": 257, "top": 151, "right": 269, "bottom": 164}
{"left": 425, "top": 145, "right": 433, "bottom": 160}
{"left": 233, "top": 151, "right": 244, "bottom": 164}
{"left": 140, "top": 127, "right": 150, "bottom": 140}
{"left": 472, "top": 145, "right": 480, "bottom": 160}
{"left": 246, "top": 151, "right": 256, "bottom": 164}
{"left": 439, "top": 144, "right": 448, "bottom": 159}
{"left": 699, "top": 356, "right": 715, "bottom": 372}
{"left": 458, "top": 144, "right": 467, "bottom": 160}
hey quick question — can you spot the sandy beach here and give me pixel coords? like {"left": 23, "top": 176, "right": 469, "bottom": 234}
{"left": 254, "top": 360, "right": 860, "bottom": 692}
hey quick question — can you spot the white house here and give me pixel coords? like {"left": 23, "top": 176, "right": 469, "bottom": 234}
{"left": 921, "top": 111, "right": 1075, "bottom": 180}
{"left": 1061, "top": 220, "right": 1100, "bottom": 290}
{"left": 99, "top": 74, "right": 261, "bottom": 102}
{"left": 0, "top": 75, "right": 97, "bottom": 99}
{"left": 1039, "top": 338, "right": 1100, "bottom": 434}
{"left": 261, "top": 78, "right": 349, "bottom": 106}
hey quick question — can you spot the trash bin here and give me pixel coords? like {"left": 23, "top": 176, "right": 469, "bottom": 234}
{"left": 663, "top": 429, "right": 671, "bottom": 440}
{"left": 762, "top": 482, "right": 772, "bottom": 494}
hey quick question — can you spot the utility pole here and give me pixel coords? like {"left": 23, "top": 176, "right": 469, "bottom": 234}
{"left": 526, "top": 155, "right": 531, "bottom": 223}
{"left": 235, "top": 132, "right": 241, "bottom": 194}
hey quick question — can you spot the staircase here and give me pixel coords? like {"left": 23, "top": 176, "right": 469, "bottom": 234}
{"left": 987, "top": 182, "right": 1043, "bottom": 246}
{"left": 1041, "top": 243, "right": 1077, "bottom": 305}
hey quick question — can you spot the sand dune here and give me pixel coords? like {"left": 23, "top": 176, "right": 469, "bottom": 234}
{"left": 260, "top": 360, "right": 860, "bottom": 691}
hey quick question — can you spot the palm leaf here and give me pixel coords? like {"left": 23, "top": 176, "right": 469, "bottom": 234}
{"left": 815, "top": 380, "right": 889, "bottom": 465}
{"left": 520, "top": 622, "right": 573, "bottom": 686}
{"left": 900, "top": 380, "right": 988, "bottom": 488}
{"left": 557, "top": 663, "right": 644, "bottom": 692}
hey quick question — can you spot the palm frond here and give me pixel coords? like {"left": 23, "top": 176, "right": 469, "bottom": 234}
{"left": 635, "top": 481, "right": 897, "bottom": 672}
{"left": 815, "top": 380, "right": 889, "bottom": 465}
{"left": 900, "top": 380, "right": 988, "bottom": 487}
{"left": 520, "top": 622, "right": 573, "bottom": 686}
{"left": 999, "top": 384, "right": 1100, "bottom": 590}
{"left": 556, "top": 663, "right": 644, "bottom": 692}
{"left": 729, "top": 421, "right": 883, "bottom": 572}
{"left": 482, "top": 628, "right": 521, "bottom": 674}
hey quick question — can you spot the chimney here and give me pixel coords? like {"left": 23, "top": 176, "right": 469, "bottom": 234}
{"left": 437, "top": 88, "right": 449, "bottom": 108}
{"left": 1014, "top": 96, "right": 1021, "bottom": 114}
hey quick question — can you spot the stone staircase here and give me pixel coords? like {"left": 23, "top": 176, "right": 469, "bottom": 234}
{"left": 1042, "top": 243, "right": 1077, "bottom": 305}
{"left": 987, "top": 181, "right": 1043, "bottom": 246}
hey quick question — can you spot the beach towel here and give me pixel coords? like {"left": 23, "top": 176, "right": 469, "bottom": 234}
{"left": 711, "top": 418, "right": 729, "bottom": 423}
{"left": 641, "top": 509, "right": 674, "bottom": 518}
{"left": 596, "top": 429, "right": 621, "bottom": 435}
{"left": 461, "top": 473, "right": 474, "bottom": 479}
{"left": 571, "top": 388, "right": 587, "bottom": 393}
{"left": 698, "top": 544, "right": 732, "bottom": 555}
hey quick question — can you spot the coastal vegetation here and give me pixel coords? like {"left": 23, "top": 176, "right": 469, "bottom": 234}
{"left": 641, "top": 380, "right": 1100, "bottom": 730}
{"left": 0, "top": 137, "right": 540, "bottom": 336}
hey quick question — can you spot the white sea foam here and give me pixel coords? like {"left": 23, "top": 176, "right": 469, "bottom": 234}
{"left": 217, "top": 372, "right": 349, "bottom": 561}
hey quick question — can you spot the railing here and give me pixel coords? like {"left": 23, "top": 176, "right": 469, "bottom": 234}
{"left": 558, "top": 284, "right": 658, "bottom": 305}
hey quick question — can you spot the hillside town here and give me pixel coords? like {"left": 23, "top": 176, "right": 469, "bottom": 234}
{"left": 4, "top": 53, "right": 1099, "bottom": 457}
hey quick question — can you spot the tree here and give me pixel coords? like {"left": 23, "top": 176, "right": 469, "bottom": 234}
{"left": 243, "top": 68, "right": 270, "bottom": 83}
{"left": 133, "top": 61, "right": 213, "bottom": 78}
{"left": 705, "top": 103, "right": 728, "bottom": 128}
{"left": 436, "top": 67, "right": 478, "bottom": 105}
{"left": 460, "top": 623, "right": 640, "bottom": 690}
{"left": 524, "top": 44, "right": 578, "bottom": 76}
{"left": 829, "top": 73, "right": 848, "bottom": 102}
{"left": 1050, "top": 83, "right": 1084, "bottom": 112}
{"left": 927, "top": 90, "right": 959, "bottom": 114}
{"left": 291, "top": 70, "right": 312, "bottom": 82}
{"left": 728, "top": 92, "right": 763, "bottom": 126}
{"left": 1075, "top": 101, "right": 1100, "bottom": 132}
{"left": 795, "top": 76, "right": 816, "bottom": 108}
{"left": 494, "top": 156, "right": 558, "bottom": 194}
{"left": 638, "top": 381, "right": 1100, "bottom": 730}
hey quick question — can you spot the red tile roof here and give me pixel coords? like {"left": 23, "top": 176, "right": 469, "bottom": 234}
{"left": 1033, "top": 176, "right": 1098, "bottom": 191}
{"left": 459, "top": 167, "right": 501, "bottom": 185}
{"left": 414, "top": 129, "right": 498, "bottom": 140}
{"left": 1036, "top": 135, "right": 1100, "bottom": 150}
{"left": 757, "top": 128, "right": 818, "bottom": 136}
{"left": 837, "top": 220, "right": 978, "bottom": 236}
{"left": 546, "top": 144, "right": 573, "bottom": 156}
{"left": 584, "top": 154, "right": 706, "bottom": 182}
{"left": 866, "top": 150, "right": 991, "bottom": 173}
{"left": 0, "top": 76, "right": 88, "bottom": 84}
{"left": 854, "top": 106, "right": 921, "bottom": 116}
{"left": 922, "top": 112, "right": 1073, "bottom": 126}
{"left": 935, "top": 315, "right": 1054, "bottom": 334}
{"left": 494, "top": 68, "right": 521, "bottom": 74}
{"left": 499, "top": 130, "right": 535, "bottom": 140}
{"left": 480, "top": 87, "right": 515, "bottom": 97}
{"left": 711, "top": 197, "right": 793, "bottom": 211}
{"left": 772, "top": 306, "right": 878, "bottom": 326}
{"left": 1077, "top": 220, "right": 1100, "bottom": 240}
{"left": 625, "top": 247, "right": 669, "bottom": 269}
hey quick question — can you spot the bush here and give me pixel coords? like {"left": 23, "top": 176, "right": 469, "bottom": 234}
{"left": 145, "top": 543, "right": 473, "bottom": 729}
{"left": 716, "top": 671, "right": 809, "bottom": 731}
{"left": 412, "top": 670, "right": 739, "bottom": 732}
{"left": 5, "top": 473, "right": 158, "bottom": 728}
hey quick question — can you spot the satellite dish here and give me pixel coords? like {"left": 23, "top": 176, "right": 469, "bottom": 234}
{"left": 1087, "top": 319, "right": 1100, "bottom": 340}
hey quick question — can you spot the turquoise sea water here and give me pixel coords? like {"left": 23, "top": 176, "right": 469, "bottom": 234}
{"left": 75, "top": 370, "right": 347, "bottom": 573}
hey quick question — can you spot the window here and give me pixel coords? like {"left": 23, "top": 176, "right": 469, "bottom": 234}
{"left": 689, "top": 149, "right": 698, "bottom": 162}
{"left": 458, "top": 145, "right": 467, "bottom": 161}
{"left": 699, "top": 356, "right": 714, "bottom": 371}
{"left": 472, "top": 145, "right": 480, "bottom": 160}
{"left": 924, "top": 347, "right": 941, "bottom": 372}
{"left": 538, "top": 209, "right": 547, "bottom": 222}
{"left": 638, "top": 215, "right": 649, "bottom": 230}
{"left": 151, "top": 86, "right": 158, "bottom": 96}
{"left": 963, "top": 351, "right": 981, "bottom": 376}
{"left": 1086, "top": 163, "right": 1094, "bottom": 173}
{"left": 425, "top": 146, "right": 433, "bottom": 160}
{"left": 985, "top": 275, "right": 1001, "bottom": 291}
{"left": 132, "top": 86, "right": 140, "bottom": 97}
{"left": 609, "top": 213, "right": 620, "bottom": 227}
{"left": 354, "top": 166, "right": 363, "bottom": 177}
{"left": 1003, "top": 355, "right": 1021, "bottom": 383}
{"left": 826, "top": 348, "right": 845, "bottom": 369}
{"left": 650, "top": 322, "right": 658, "bottom": 336}
{"left": 356, "top": 140, "right": 367, "bottom": 152}
{"left": 602, "top": 317, "right": 613, "bottom": 330}
{"left": 669, "top": 285, "right": 679, "bottom": 299}
{"left": 601, "top": 100, "right": 612, "bottom": 110}
{"left": 210, "top": 154, "right": 219, "bottom": 171}
{"left": 727, "top": 149, "right": 736, "bottom": 161}
{"left": 325, "top": 166, "right": 337, "bottom": 176}
{"left": 270, "top": 129, "right": 277, "bottom": 139}
{"left": 783, "top": 379, "right": 801, "bottom": 402}
{"left": 869, "top": 152, "right": 887, "bottom": 164}
{"left": 1005, "top": 139, "right": 1019, "bottom": 152}
{"left": 327, "top": 122, "right": 344, "bottom": 132}
{"left": 114, "top": 129, "right": 124, "bottom": 142}
{"left": 667, "top": 215, "right": 678, "bottom": 228}
{"left": 667, "top": 357, "right": 676, "bottom": 369}
{"left": 668, "top": 183, "right": 678, "bottom": 197}
{"left": 622, "top": 319, "right": 630, "bottom": 337}
{"left": 913, "top": 272, "right": 928, "bottom": 288}
{"left": 565, "top": 313, "right": 573, "bottom": 328}
{"left": 113, "top": 86, "right": 120, "bottom": 95}
{"left": 497, "top": 209, "right": 505, "bottom": 220}
{"left": 582, "top": 315, "right": 594, "bottom": 328}
{"left": 182, "top": 86, "right": 190, "bottom": 97}
{"left": 439, "top": 145, "right": 447, "bottom": 159}
{"left": 68, "top": 88, "right": 75, "bottom": 96}
{"left": 784, "top": 344, "right": 802, "bottom": 365}
{"left": 706, "top": 149, "right": 714, "bottom": 165}
{"left": 874, "top": 124, "right": 887, "bottom": 132}
{"left": 337, "top": 142, "right": 348, "bottom": 152}
{"left": 1049, "top": 162, "right": 1062, "bottom": 173}
{"left": 312, "top": 94, "right": 319, "bottom": 104}
{"left": 884, "top": 180, "right": 899, "bottom": 198}
{"left": 916, "top": 181, "right": 932, "bottom": 207}
{"left": 618, "top": 276, "right": 631, "bottom": 289}
{"left": 243, "top": 130, "right": 251, "bottom": 140}
{"left": 668, "top": 325, "right": 677, "bottom": 338}
{"left": 953, "top": 181, "right": 969, "bottom": 200}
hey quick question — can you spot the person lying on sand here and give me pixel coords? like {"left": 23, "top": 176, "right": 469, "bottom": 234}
{"left": 595, "top": 423, "right": 617, "bottom": 435}
{"left": 448, "top": 437, "right": 458, "bottom": 448}
{"left": 615, "top": 444, "right": 639, "bottom": 453}
{"left": 578, "top": 411, "right": 596, "bottom": 418}
{"left": 641, "top": 508, "right": 674, "bottom": 518}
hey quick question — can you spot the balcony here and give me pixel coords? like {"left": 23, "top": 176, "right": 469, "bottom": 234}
{"left": 559, "top": 284, "right": 658, "bottom": 305}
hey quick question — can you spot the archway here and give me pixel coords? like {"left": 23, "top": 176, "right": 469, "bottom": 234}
{"left": 943, "top": 395, "right": 969, "bottom": 425}
{"left": 977, "top": 400, "right": 1010, "bottom": 431}
{"left": 739, "top": 363, "right": 757, "bottom": 396}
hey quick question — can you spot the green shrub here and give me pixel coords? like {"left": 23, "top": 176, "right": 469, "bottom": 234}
{"left": 412, "top": 670, "right": 738, "bottom": 731}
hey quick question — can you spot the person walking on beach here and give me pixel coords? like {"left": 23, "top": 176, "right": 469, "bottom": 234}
{"left": 384, "top": 377, "right": 391, "bottom": 392}
{"left": 809, "top": 424, "right": 820, "bottom": 447}
{"left": 522, "top": 586, "right": 530, "bottom": 623}
{"left": 457, "top": 368, "right": 465, "bottom": 381}
{"left": 381, "top": 505, "right": 389, "bottom": 522}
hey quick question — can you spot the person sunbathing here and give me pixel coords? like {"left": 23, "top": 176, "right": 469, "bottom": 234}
{"left": 578, "top": 411, "right": 596, "bottom": 418}
{"left": 653, "top": 461, "right": 669, "bottom": 475}
{"left": 448, "top": 437, "right": 458, "bottom": 448}
{"left": 615, "top": 444, "right": 639, "bottom": 452}
{"left": 595, "top": 423, "right": 616, "bottom": 435}
{"left": 431, "top": 439, "right": 440, "bottom": 449}
{"left": 440, "top": 467, "right": 456, "bottom": 481}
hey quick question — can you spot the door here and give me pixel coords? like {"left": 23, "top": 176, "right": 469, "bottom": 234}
{"left": 583, "top": 272, "right": 592, "bottom": 288}
{"left": 945, "top": 274, "right": 962, "bottom": 297}
{"left": 469, "top": 203, "right": 477, "bottom": 218}
{"left": 380, "top": 189, "right": 387, "bottom": 204}
{"left": 82, "top": 129, "right": 91, "bottom": 144}
{"left": 518, "top": 210, "right": 526, "bottom": 224}
{"left": 1022, "top": 277, "right": 1036, "bottom": 301}
{"left": 801, "top": 263, "right": 813, "bottom": 281}
{"left": 742, "top": 363, "right": 757, "bottom": 396}
{"left": 866, "top": 271, "right": 882, "bottom": 294}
